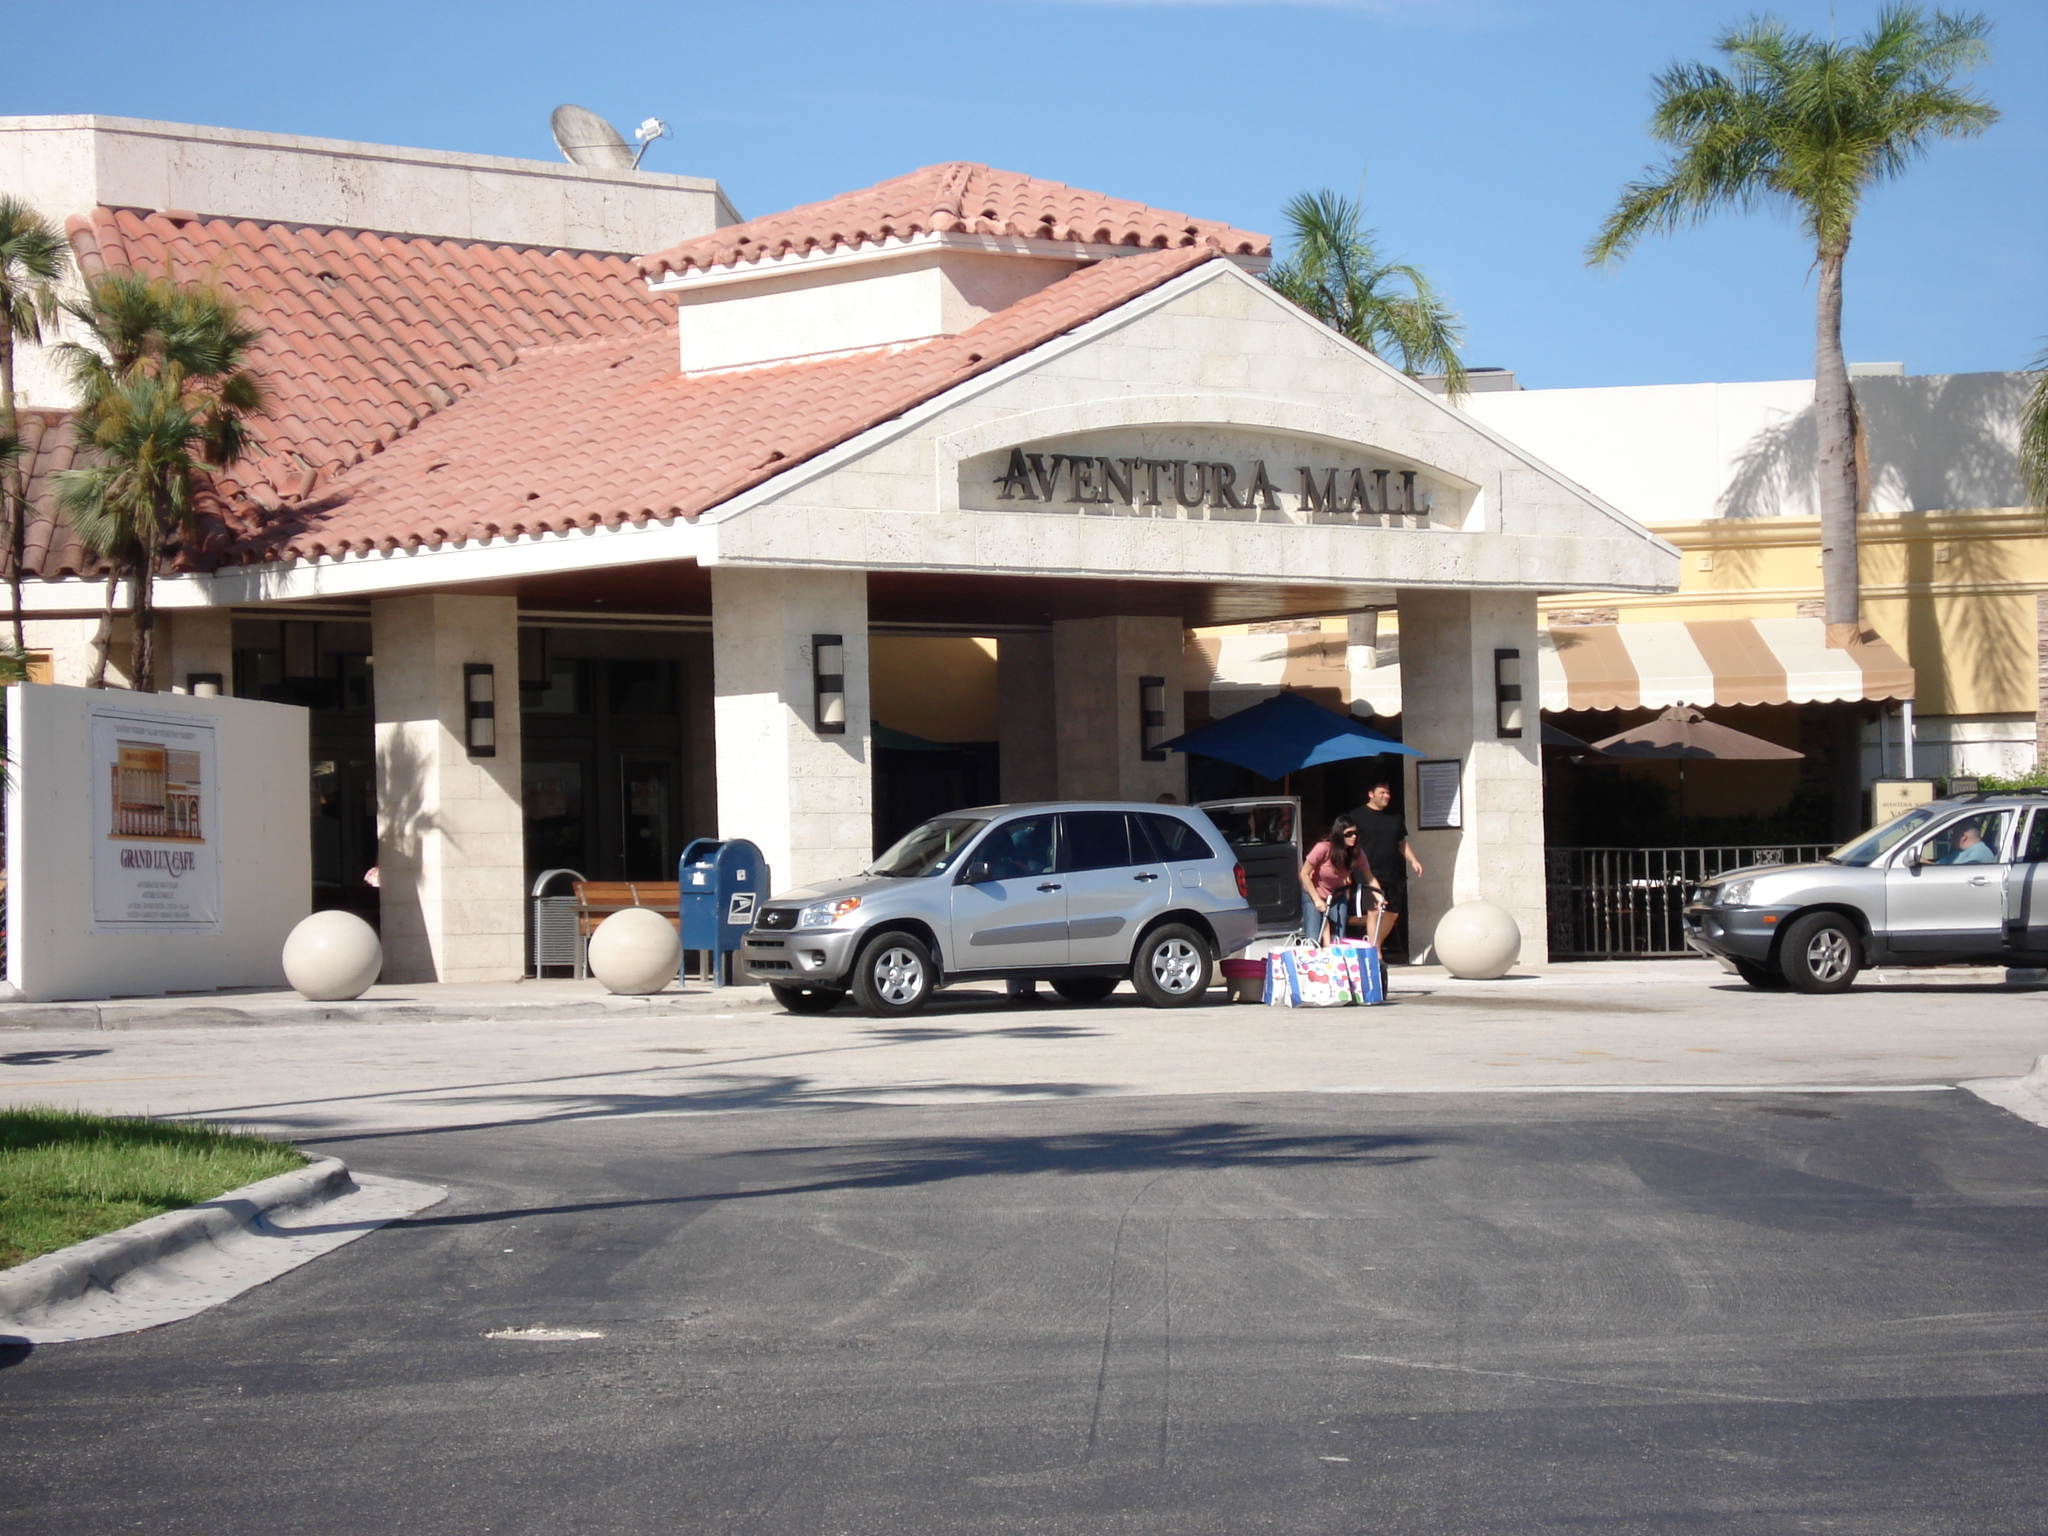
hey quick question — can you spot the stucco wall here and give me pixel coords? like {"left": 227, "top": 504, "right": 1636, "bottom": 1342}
{"left": 0, "top": 115, "right": 734, "bottom": 254}
{"left": 5, "top": 685, "right": 309, "bottom": 1001}
{"left": 1466, "top": 372, "right": 2032, "bottom": 526}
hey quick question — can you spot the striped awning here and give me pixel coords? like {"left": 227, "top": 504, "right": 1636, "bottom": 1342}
{"left": 1186, "top": 617, "right": 1913, "bottom": 723}
{"left": 1538, "top": 619, "right": 1914, "bottom": 711}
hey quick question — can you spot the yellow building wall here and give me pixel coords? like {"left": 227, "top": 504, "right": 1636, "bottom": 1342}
{"left": 868, "top": 636, "right": 1001, "bottom": 742}
{"left": 1544, "top": 508, "right": 2045, "bottom": 718}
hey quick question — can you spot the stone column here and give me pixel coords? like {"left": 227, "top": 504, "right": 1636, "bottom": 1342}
{"left": 1395, "top": 589, "right": 1547, "bottom": 965}
{"left": 370, "top": 594, "right": 525, "bottom": 983}
{"left": 997, "top": 632, "right": 1058, "bottom": 802}
{"left": 164, "top": 609, "right": 235, "bottom": 693}
{"left": 1051, "top": 616, "right": 1186, "bottom": 802}
{"left": 711, "top": 567, "right": 871, "bottom": 892}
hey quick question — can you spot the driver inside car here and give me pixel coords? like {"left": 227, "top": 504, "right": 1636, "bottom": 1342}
{"left": 1943, "top": 821, "right": 1998, "bottom": 864}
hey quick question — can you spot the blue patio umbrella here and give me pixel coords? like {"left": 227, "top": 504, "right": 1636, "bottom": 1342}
{"left": 1157, "top": 690, "right": 1425, "bottom": 780}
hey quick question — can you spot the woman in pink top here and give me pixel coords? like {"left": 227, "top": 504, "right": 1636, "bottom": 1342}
{"left": 1298, "top": 814, "right": 1381, "bottom": 944}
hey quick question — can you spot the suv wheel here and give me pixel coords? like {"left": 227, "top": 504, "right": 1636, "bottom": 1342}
{"left": 851, "top": 934, "right": 936, "bottom": 1017}
{"left": 1051, "top": 976, "right": 1118, "bottom": 1004}
{"left": 770, "top": 982, "right": 845, "bottom": 1015}
{"left": 1731, "top": 958, "right": 1788, "bottom": 991}
{"left": 1778, "top": 912, "right": 1861, "bottom": 994}
{"left": 1131, "top": 924, "right": 1212, "bottom": 1008}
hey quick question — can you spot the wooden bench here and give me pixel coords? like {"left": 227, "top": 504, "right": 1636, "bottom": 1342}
{"left": 570, "top": 881, "right": 681, "bottom": 978}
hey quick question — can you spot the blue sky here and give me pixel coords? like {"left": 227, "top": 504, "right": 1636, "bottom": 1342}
{"left": 7, "top": 0, "right": 2040, "bottom": 388}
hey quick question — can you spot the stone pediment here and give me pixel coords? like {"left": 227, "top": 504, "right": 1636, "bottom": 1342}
{"left": 706, "top": 261, "right": 1679, "bottom": 597}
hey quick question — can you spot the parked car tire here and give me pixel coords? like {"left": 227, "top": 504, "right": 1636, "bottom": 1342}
{"left": 1778, "top": 912, "right": 1861, "bottom": 994}
{"left": 1731, "top": 958, "right": 1788, "bottom": 991}
{"left": 1130, "top": 924, "right": 1213, "bottom": 1008}
{"left": 1051, "top": 976, "right": 1118, "bottom": 1004}
{"left": 770, "top": 982, "right": 845, "bottom": 1014}
{"left": 851, "top": 933, "right": 937, "bottom": 1017}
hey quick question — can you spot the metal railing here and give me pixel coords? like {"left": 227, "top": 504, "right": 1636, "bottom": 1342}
{"left": 1546, "top": 844, "right": 1833, "bottom": 958}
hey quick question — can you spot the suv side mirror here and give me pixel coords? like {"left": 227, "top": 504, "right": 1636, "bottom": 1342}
{"left": 959, "top": 860, "right": 992, "bottom": 885}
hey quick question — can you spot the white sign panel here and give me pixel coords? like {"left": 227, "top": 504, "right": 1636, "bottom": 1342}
{"left": 1415, "top": 758, "right": 1463, "bottom": 831}
{"left": 90, "top": 704, "right": 221, "bottom": 932}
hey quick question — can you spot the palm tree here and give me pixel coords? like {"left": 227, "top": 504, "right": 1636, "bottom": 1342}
{"left": 2023, "top": 343, "right": 2048, "bottom": 511}
{"left": 55, "top": 272, "right": 266, "bottom": 692}
{"left": 0, "top": 197, "right": 68, "bottom": 651}
{"left": 1265, "top": 190, "right": 1468, "bottom": 396}
{"left": 1588, "top": 6, "right": 1996, "bottom": 644}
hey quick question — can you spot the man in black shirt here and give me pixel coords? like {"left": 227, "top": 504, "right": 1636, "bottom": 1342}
{"left": 1345, "top": 781, "right": 1422, "bottom": 953}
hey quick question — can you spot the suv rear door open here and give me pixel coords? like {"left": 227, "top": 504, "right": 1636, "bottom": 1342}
{"left": 1198, "top": 797, "right": 1300, "bottom": 934}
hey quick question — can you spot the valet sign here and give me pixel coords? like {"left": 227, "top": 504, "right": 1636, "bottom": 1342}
{"left": 90, "top": 704, "right": 221, "bottom": 933}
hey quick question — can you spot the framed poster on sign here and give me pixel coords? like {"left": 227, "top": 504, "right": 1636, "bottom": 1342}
{"left": 90, "top": 704, "right": 222, "bottom": 932}
{"left": 1416, "top": 759, "right": 1462, "bottom": 830}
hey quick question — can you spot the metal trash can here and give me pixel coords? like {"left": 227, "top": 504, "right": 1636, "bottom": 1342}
{"left": 530, "top": 867, "right": 587, "bottom": 976}
{"left": 678, "top": 839, "right": 769, "bottom": 987}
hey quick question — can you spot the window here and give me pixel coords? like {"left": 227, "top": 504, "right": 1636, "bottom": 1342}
{"left": 2022, "top": 811, "right": 2048, "bottom": 865}
{"left": 1137, "top": 812, "right": 1214, "bottom": 862}
{"left": 1908, "top": 811, "right": 2013, "bottom": 867}
{"left": 977, "top": 815, "right": 1057, "bottom": 881}
{"left": 1060, "top": 811, "right": 1133, "bottom": 873}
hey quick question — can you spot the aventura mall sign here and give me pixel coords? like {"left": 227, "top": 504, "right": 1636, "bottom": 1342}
{"left": 983, "top": 445, "right": 1448, "bottom": 522}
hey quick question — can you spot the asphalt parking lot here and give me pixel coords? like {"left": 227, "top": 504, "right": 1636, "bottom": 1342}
{"left": 3, "top": 965, "right": 2045, "bottom": 1533}
{"left": 4, "top": 1088, "right": 2046, "bottom": 1534}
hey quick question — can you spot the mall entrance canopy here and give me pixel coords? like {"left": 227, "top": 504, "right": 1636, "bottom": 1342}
{"left": 21, "top": 163, "right": 1680, "bottom": 979}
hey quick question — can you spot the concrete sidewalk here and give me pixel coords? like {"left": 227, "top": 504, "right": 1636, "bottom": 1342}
{"left": 0, "top": 956, "right": 2035, "bottom": 1032}
{"left": 0, "top": 976, "right": 784, "bottom": 1030}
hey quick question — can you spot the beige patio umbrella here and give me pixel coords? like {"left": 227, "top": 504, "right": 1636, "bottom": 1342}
{"left": 1590, "top": 706, "right": 1803, "bottom": 824}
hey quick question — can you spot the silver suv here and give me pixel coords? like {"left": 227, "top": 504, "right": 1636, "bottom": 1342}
{"left": 1683, "top": 792, "right": 2048, "bottom": 993}
{"left": 741, "top": 802, "right": 1259, "bottom": 1016}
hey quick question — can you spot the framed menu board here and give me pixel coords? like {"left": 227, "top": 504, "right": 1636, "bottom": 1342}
{"left": 1415, "top": 759, "right": 1463, "bottom": 830}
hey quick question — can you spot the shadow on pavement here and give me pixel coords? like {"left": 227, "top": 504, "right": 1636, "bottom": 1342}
{"left": 368, "top": 1120, "right": 1441, "bottom": 1233}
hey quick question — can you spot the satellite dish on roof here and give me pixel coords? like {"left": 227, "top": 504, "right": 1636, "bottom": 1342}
{"left": 550, "top": 105, "right": 635, "bottom": 171}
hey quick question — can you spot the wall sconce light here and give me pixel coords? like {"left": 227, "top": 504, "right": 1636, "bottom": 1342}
{"left": 1139, "top": 675, "right": 1168, "bottom": 761}
{"left": 186, "top": 673, "right": 223, "bottom": 698}
{"left": 1494, "top": 648, "right": 1524, "bottom": 739}
{"left": 463, "top": 663, "right": 497, "bottom": 756}
{"left": 813, "top": 634, "right": 846, "bottom": 735}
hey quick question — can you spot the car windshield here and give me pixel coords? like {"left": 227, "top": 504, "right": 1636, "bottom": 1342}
{"left": 1829, "top": 805, "right": 1941, "bottom": 866}
{"left": 864, "top": 816, "right": 991, "bottom": 878}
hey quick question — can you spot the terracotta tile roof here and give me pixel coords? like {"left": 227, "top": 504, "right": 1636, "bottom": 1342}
{"left": 24, "top": 208, "right": 673, "bottom": 577}
{"left": 638, "top": 162, "right": 1267, "bottom": 279}
{"left": 239, "top": 245, "right": 1216, "bottom": 564}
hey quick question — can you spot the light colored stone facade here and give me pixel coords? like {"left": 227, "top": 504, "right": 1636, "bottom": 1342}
{"left": 710, "top": 567, "right": 872, "bottom": 892}
{"left": 1397, "top": 588, "right": 1548, "bottom": 965}
{"left": 370, "top": 595, "right": 525, "bottom": 984}
{"left": 1052, "top": 616, "right": 1186, "bottom": 802}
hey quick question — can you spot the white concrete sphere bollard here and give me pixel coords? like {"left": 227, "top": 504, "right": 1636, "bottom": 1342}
{"left": 587, "top": 908, "right": 682, "bottom": 995}
{"left": 1433, "top": 900, "right": 1521, "bottom": 980}
{"left": 282, "top": 910, "right": 384, "bottom": 1001}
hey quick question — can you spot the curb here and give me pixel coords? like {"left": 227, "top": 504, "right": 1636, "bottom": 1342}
{"left": 0, "top": 1156, "right": 352, "bottom": 1324}
{"left": 0, "top": 994, "right": 781, "bottom": 1032}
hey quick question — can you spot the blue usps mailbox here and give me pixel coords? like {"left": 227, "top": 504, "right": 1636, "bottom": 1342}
{"left": 678, "top": 838, "right": 769, "bottom": 987}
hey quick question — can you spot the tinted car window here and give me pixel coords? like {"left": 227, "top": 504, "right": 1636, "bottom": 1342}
{"left": 2023, "top": 811, "right": 2048, "bottom": 864}
{"left": 1060, "top": 811, "right": 1134, "bottom": 873}
{"left": 975, "top": 815, "right": 1056, "bottom": 881}
{"left": 1138, "top": 812, "right": 1215, "bottom": 862}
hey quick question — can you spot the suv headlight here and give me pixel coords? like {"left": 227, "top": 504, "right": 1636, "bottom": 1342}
{"left": 1717, "top": 879, "right": 1755, "bottom": 907}
{"left": 797, "top": 897, "right": 862, "bottom": 928}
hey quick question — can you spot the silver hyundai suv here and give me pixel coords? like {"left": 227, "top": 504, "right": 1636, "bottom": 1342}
{"left": 740, "top": 802, "right": 1259, "bottom": 1016}
{"left": 1683, "top": 792, "right": 2048, "bottom": 993}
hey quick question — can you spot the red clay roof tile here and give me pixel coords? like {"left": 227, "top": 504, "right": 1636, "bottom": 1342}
{"left": 637, "top": 162, "right": 1266, "bottom": 279}
{"left": 241, "top": 245, "right": 1216, "bottom": 565}
{"left": 28, "top": 208, "right": 674, "bottom": 577}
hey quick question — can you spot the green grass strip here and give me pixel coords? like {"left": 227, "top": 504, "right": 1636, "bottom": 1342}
{"left": 0, "top": 1106, "right": 305, "bottom": 1270}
